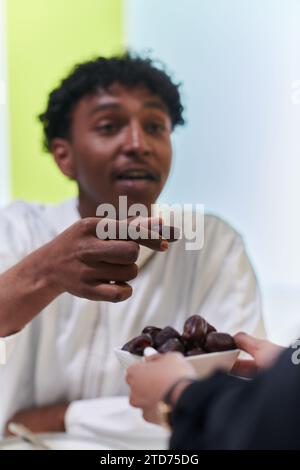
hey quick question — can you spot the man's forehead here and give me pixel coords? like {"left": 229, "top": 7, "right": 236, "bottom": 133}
{"left": 79, "top": 83, "right": 169, "bottom": 115}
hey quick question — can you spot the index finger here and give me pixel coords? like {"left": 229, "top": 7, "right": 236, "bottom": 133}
{"left": 96, "top": 217, "right": 173, "bottom": 252}
{"left": 126, "top": 218, "right": 180, "bottom": 251}
{"left": 134, "top": 217, "right": 181, "bottom": 243}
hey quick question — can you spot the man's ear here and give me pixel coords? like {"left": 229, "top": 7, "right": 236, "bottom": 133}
{"left": 50, "top": 138, "right": 77, "bottom": 180}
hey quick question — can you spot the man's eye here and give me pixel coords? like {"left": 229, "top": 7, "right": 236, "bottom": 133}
{"left": 145, "top": 122, "right": 165, "bottom": 135}
{"left": 95, "top": 123, "right": 119, "bottom": 134}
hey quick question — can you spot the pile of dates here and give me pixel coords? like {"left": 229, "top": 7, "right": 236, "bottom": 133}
{"left": 122, "top": 315, "right": 236, "bottom": 357}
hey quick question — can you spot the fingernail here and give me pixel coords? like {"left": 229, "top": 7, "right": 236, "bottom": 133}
{"left": 160, "top": 241, "right": 169, "bottom": 251}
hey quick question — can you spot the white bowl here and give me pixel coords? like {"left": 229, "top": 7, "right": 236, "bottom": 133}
{"left": 114, "top": 347, "right": 240, "bottom": 380}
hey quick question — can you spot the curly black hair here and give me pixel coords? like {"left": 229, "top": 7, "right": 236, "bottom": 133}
{"left": 39, "top": 52, "right": 185, "bottom": 151}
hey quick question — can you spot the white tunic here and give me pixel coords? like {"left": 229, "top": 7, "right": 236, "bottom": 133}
{"left": 0, "top": 199, "right": 262, "bottom": 448}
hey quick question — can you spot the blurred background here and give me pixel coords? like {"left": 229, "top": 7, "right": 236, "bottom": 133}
{"left": 0, "top": 0, "right": 299, "bottom": 344}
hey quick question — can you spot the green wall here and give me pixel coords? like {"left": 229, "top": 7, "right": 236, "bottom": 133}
{"left": 6, "top": 0, "right": 124, "bottom": 202}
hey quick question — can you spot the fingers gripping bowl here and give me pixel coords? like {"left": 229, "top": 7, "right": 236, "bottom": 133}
{"left": 115, "top": 315, "right": 240, "bottom": 379}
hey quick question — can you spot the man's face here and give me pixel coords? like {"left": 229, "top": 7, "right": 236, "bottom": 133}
{"left": 65, "top": 83, "right": 173, "bottom": 214}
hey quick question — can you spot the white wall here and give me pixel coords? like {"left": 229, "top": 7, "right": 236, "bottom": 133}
{"left": 0, "top": 0, "right": 10, "bottom": 207}
{"left": 127, "top": 0, "right": 300, "bottom": 344}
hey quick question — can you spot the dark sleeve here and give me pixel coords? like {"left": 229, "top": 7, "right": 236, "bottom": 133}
{"left": 170, "top": 347, "right": 300, "bottom": 450}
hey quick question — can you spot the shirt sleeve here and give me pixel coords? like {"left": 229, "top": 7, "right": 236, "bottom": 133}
{"left": 0, "top": 203, "right": 34, "bottom": 271}
{"left": 193, "top": 219, "right": 264, "bottom": 337}
{"left": 0, "top": 330, "right": 24, "bottom": 365}
{"left": 65, "top": 396, "right": 170, "bottom": 450}
{"left": 0, "top": 202, "right": 35, "bottom": 364}
{"left": 229, "top": 234, "right": 264, "bottom": 336}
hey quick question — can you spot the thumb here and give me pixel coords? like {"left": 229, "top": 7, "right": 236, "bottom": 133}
{"left": 145, "top": 353, "right": 161, "bottom": 362}
{"left": 231, "top": 359, "right": 257, "bottom": 377}
{"left": 234, "top": 332, "right": 263, "bottom": 356}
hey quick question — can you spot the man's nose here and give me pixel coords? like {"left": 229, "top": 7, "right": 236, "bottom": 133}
{"left": 122, "top": 122, "right": 151, "bottom": 157}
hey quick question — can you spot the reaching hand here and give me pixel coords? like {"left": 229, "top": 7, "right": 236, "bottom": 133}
{"left": 231, "top": 332, "right": 284, "bottom": 377}
{"left": 126, "top": 352, "right": 196, "bottom": 424}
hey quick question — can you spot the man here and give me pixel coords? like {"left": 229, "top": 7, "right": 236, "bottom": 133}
{"left": 0, "top": 53, "right": 261, "bottom": 448}
{"left": 126, "top": 333, "right": 297, "bottom": 449}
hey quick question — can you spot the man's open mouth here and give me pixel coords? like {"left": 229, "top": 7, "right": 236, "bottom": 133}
{"left": 116, "top": 169, "right": 158, "bottom": 181}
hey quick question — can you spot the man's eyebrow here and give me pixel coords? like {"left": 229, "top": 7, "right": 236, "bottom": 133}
{"left": 89, "top": 103, "right": 122, "bottom": 115}
{"left": 89, "top": 100, "right": 168, "bottom": 116}
{"left": 143, "top": 100, "right": 168, "bottom": 112}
